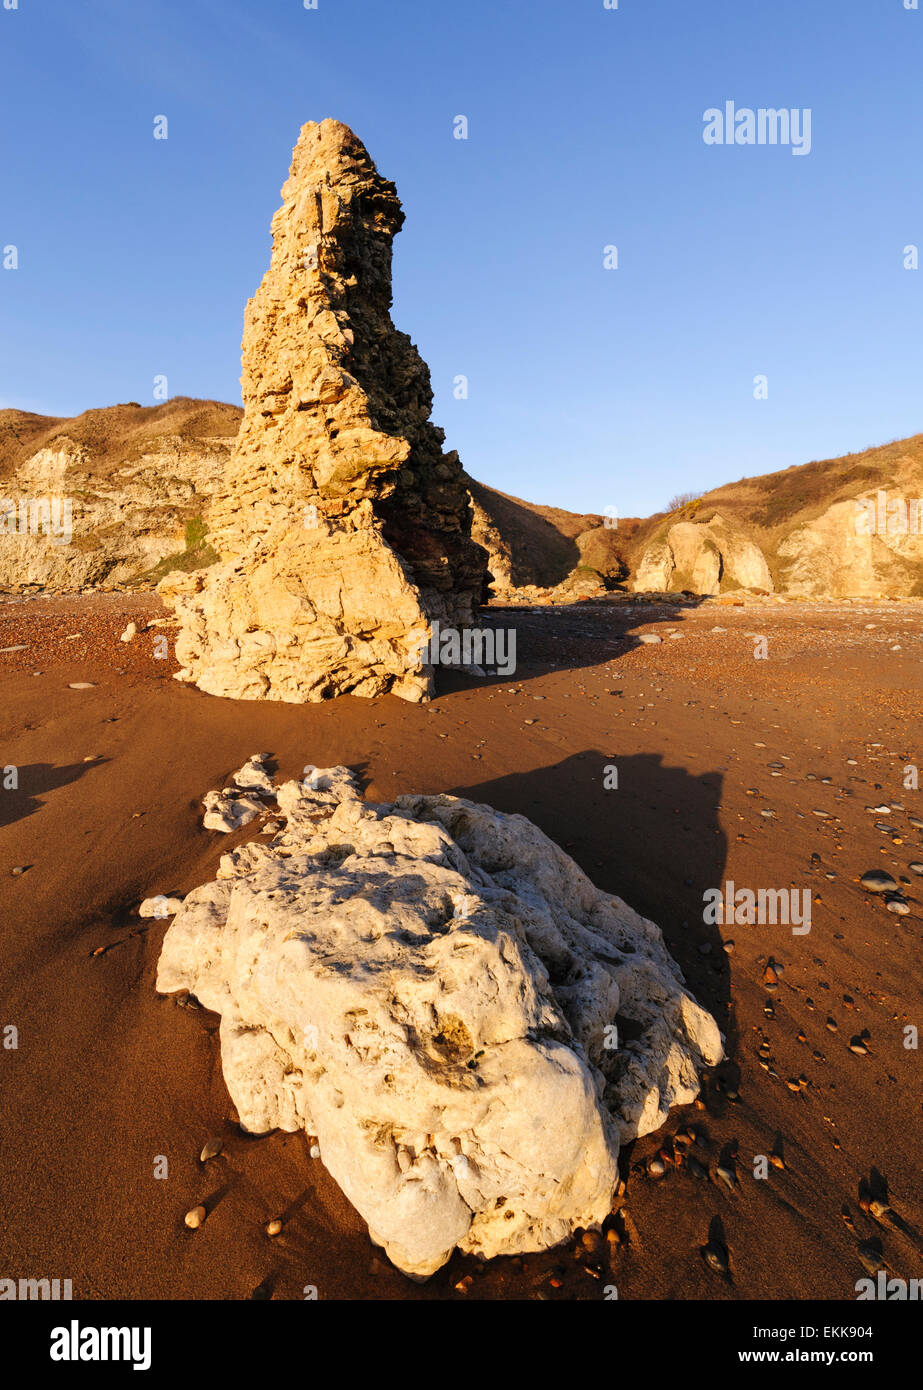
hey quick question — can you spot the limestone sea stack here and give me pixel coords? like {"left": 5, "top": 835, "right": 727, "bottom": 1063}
{"left": 159, "top": 120, "right": 486, "bottom": 702}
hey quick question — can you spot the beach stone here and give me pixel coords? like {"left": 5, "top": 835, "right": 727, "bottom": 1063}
{"left": 859, "top": 870, "right": 898, "bottom": 894}
{"left": 157, "top": 764, "right": 721, "bottom": 1278}
{"left": 201, "top": 763, "right": 270, "bottom": 831}
{"left": 159, "top": 120, "right": 486, "bottom": 704}
{"left": 637, "top": 634, "right": 662, "bottom": 645}
{"left": 119, "top": 622, "right": 137, "bottom": 643}
{"left": 231, "top": 754, "right": 275, "bottom": 796}
{"left": 139, "top": 895, "right": 184, "bottom": 919}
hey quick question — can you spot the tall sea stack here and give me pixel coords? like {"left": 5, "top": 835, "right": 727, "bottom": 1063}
{"left": 160, "top": 120, "right": 486, "bottom": 701}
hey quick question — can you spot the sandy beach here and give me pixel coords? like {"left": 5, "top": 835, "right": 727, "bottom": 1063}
{"left": 2, "top": 593, "right": 920, "bottom": 1300}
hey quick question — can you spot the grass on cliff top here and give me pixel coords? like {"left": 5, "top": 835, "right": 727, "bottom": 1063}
{"left": 0, "top": 397, "right": 242, "bottom": 481}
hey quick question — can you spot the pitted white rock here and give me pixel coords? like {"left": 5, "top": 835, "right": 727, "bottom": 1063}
{"left": 158, "top": 761, "right": 722, "bottom": 1277}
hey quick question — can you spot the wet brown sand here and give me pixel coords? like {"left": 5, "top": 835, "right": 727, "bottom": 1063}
{"left": 0, "top": 593, "right": 921, "bottom": 1300}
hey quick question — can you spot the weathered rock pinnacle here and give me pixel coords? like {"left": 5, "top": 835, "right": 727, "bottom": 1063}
{"left": 160, "top": 119, "right": 486, "bottom": 702}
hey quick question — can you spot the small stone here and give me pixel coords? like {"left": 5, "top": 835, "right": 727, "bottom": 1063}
{"left": 637, "top": 634, "right": 662, "bottom": 645}
{"left": 199, "top": 1138, "right": 223, "bottom": 1162}
{"left": 703, "top": 1239, "right": 729, "bottom": 1274}
{"left": 184, "top": 1205, "right": 207, "bottom": 1229}
{"left": 885, "top": 897, "right": 910, "bottom": 915}
{"left": 68, "top": 682, "right": 96, "bottom": 690}
{"left": 857, "top": 1242, "right": 886, "bottom": 1276}
{"left": 119, "top": 622, "right": 137, "bottom": 643}
{"left": 139, "top": 896, "right": 184, "bottom": 918}
{"left": 859, "top": 870, "right": 897, "bottom": 894}
{"left": 266, "top": 1218, "right": 283, "bottom": 1237}
{"left": 716, "top": 1164, "right": 737, "bottom": 1191}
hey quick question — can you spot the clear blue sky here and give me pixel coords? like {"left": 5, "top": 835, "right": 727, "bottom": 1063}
{"left": 1, "top": 0, "right": 921, "bottom": 516}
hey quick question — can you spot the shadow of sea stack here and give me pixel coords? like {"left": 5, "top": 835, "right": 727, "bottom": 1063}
{"left": 159, "top": 119, "right": 486, "bottom": 702}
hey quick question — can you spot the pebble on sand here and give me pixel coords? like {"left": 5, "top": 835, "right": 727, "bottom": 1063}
{"left": 199, "top": 1138, "right": 223, "bottom": 1162}
{"left": 184, "top": 1205, "right": 207, "bottom": 1229}
{"left": 119, "top": 622, "right": 137, "bottom": 643}
{"left": 67, "top": 682, "right": 97, "bottom": 690}
{"left": 266, "top": 1219, "right": 283, "bottom": 1237}
{"left": 859, "top": 870, "right": 897, "bottom": 894}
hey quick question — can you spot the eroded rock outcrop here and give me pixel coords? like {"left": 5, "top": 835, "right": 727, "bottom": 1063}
{"left": 157, "top": 761, "right": 722, "bottom": 1277}
{"left": 159, "top": 121, "right": 485, "bottom": 702}
{"left": 632, "top": 513, "right": 773, "bottom": 595}
{"left": 777, "top": 494, "right": 923, "bottom": 597}
{"left": 0, "top": 400, "right": 237, "bottom": 591}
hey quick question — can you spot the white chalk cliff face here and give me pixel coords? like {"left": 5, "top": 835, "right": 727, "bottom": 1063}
{"left": 777, "top": 495, "right": 923, "bottom": 597}
{"left": 157, "top": 760, "right": 722, "bottom": 1278}
{"left": 0, "top": 432, "right": 231, "bottom": 590}
{"left": 633, "top": 514, "right": 773, "bottom": 595}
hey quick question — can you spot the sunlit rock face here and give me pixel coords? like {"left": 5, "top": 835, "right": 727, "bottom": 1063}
{"left": 160, "top": 120, "right": 486, "bottom": 703}
{"left": 157, "top": 763, "right": 722, "bottom": 1278}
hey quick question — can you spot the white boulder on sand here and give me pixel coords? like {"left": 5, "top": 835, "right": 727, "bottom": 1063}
{"left": 156, "top": 762, "right": 721, "bottom": 1278}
